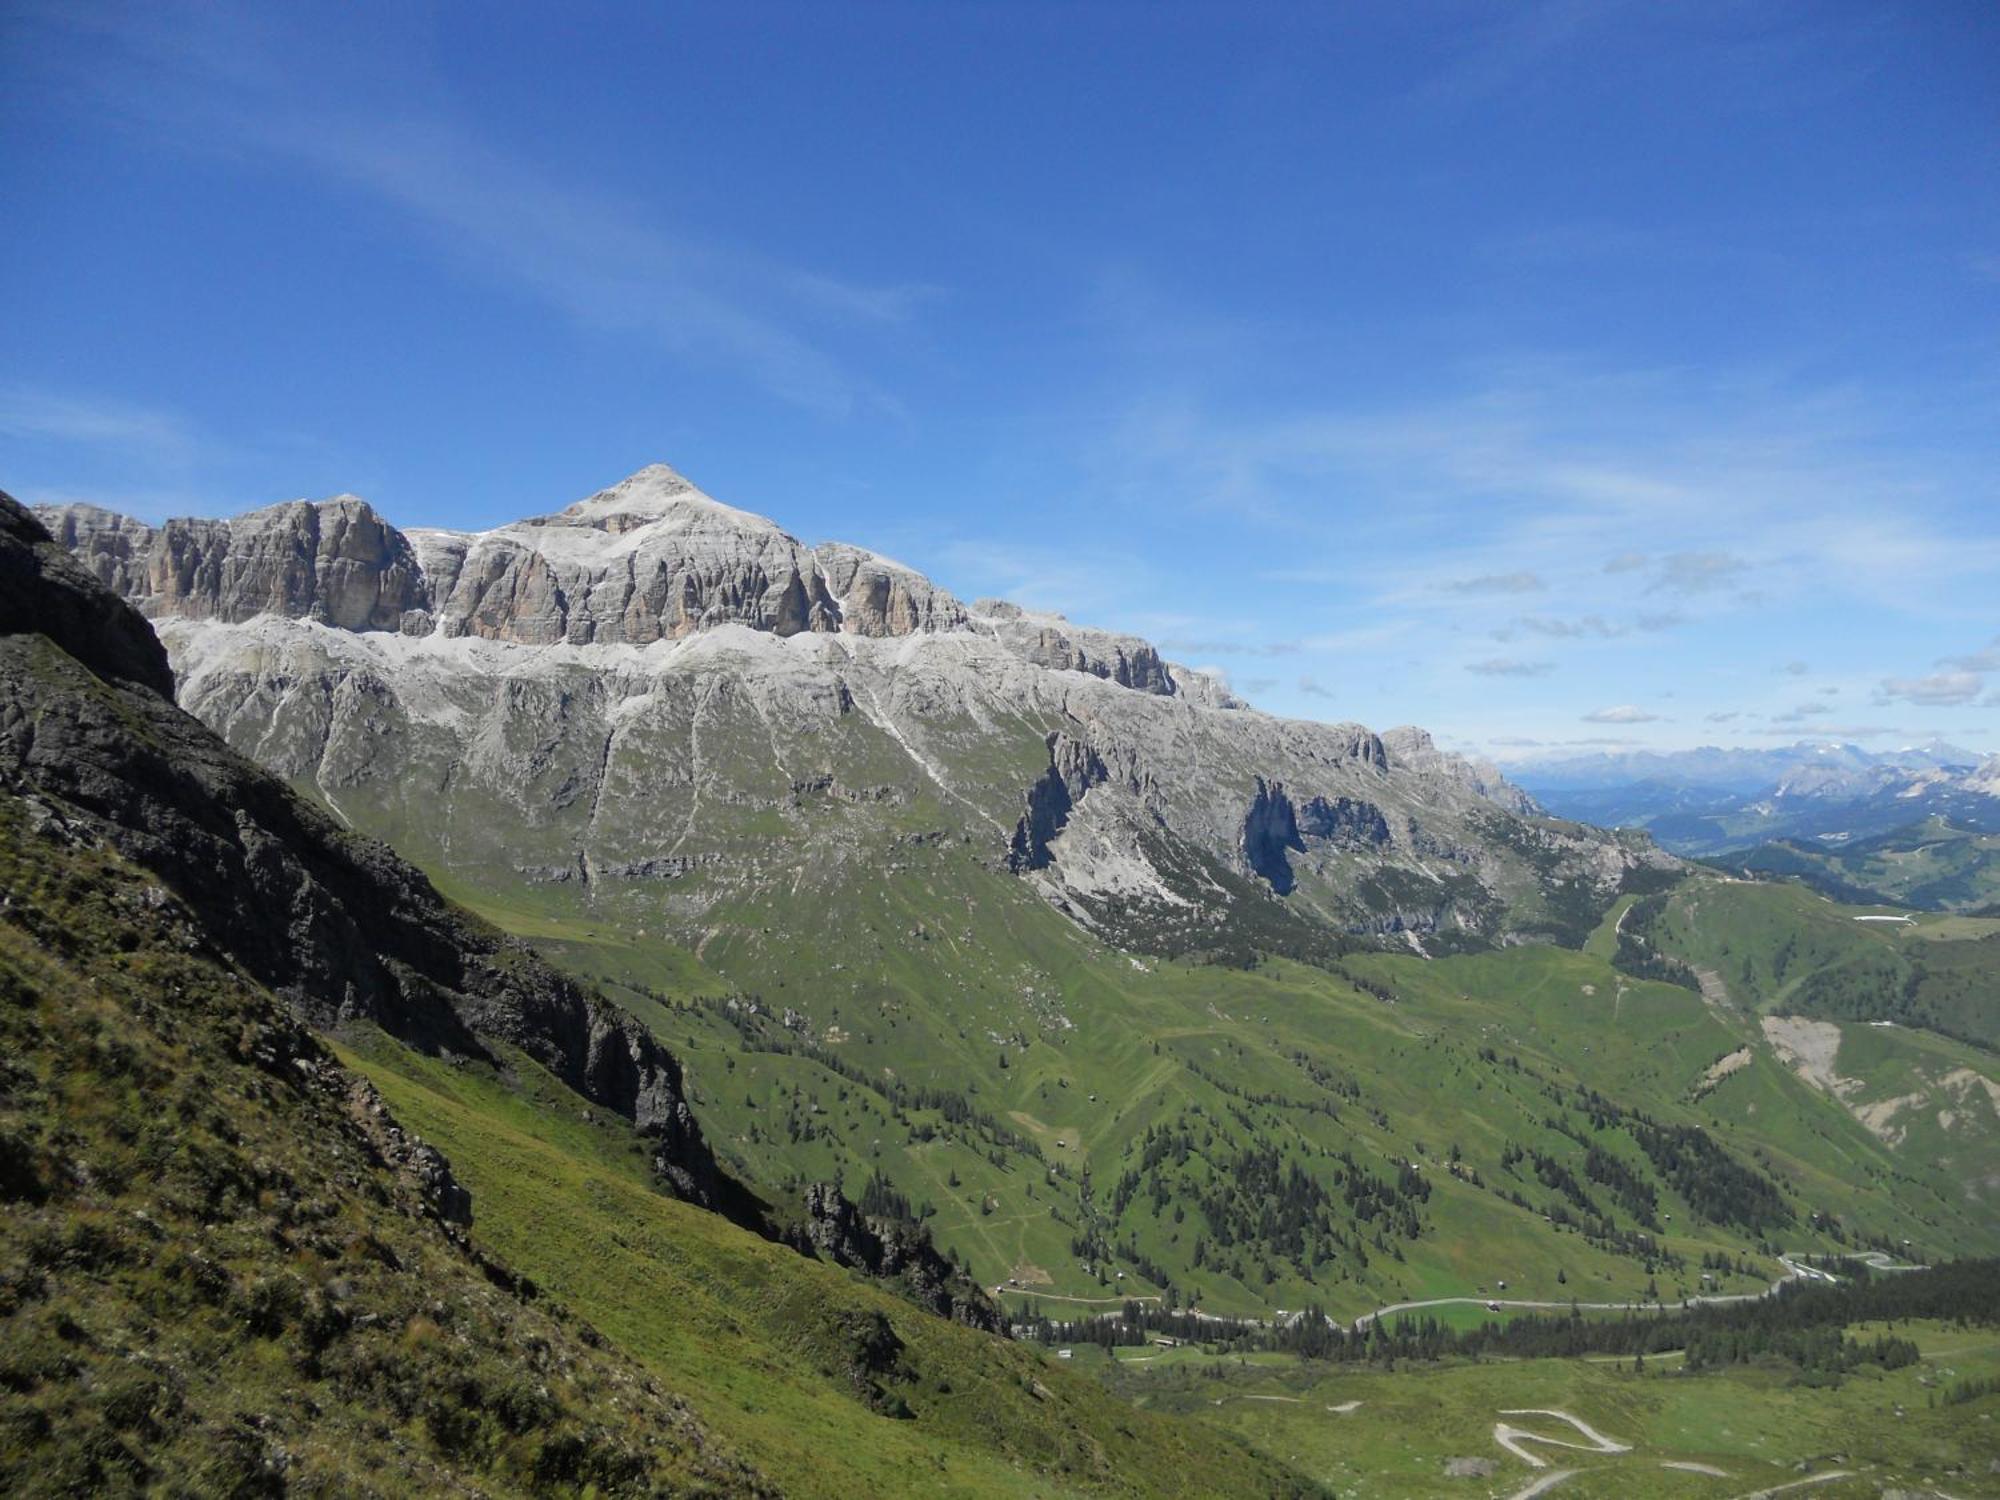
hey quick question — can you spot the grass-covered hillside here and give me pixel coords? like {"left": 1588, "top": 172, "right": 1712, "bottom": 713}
{"left": 0, "top": 799, "right": 1318, "bottom": 1498}
{"left": 440, "top": 850, "right": 1999, "bottom": 1328}
{"left": 1630, "top": 874, "right": 2000, "bottom": 1050}
{"left": 1721, "top": 817, "right": 2000, "bottom": 915}
{"left": 0, "top": 802, "right": 769, "bottom": 1495}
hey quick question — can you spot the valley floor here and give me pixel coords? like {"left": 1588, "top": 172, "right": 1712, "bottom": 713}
{"left": 1086, "top": 1321, "right": 2000, "bottom": 1498}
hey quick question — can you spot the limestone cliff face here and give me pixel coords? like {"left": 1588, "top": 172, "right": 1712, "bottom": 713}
{"left": 49, "top": 496, "right": 428, "bottom": 633}
{"left": 43, "top": 466, "right": 978, "bottom": 649}
{"left": 1381, "top": 726, "right": 1536, "bottom": 816}
{"left": 971, "top": 601, "right": 1174, "bottom": 695}
{"left": 1009, "top": 732, "right": 1113, "bottom": 872}
{"left": 34, "top": 464, "right": 1663, "bottom": 953}
{"left": 1240, "top": 777, "right": 1306, "bottom": 894}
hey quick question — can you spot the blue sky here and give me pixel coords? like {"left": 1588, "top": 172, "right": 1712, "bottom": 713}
{"left": 5, "top": 0, "right": 1999, "bottom": 759}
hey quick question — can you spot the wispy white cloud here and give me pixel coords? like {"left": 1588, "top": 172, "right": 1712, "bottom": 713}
{"left": 1497, "top": 611, "right": 1683, "bottom": 641}
{"left": 933, "top": 537, "right": 1166, "bottom": 623}
{"left": 0, "top": 384, "right": 282, "bottom": 519}
{"left": 1755, "top": 723, "right": 1905, "bottom": 739}
{"left": 1649, "top": 550, "right": 1748, "bottom": 595}
{"left": 1098, "top": 355, "right": 2000, "bottom": 626}
{"left": 1445, "top": 570, "right": 1545, "bottom": 595}
{"left": 1467, "top": 657, "right": 1554, "bottom": 677}
{"left": 1942, "top": 636, "right": 2000, "bottom": 673}
{"left": 0, "top": 387, "right": 200, "bottom": 464}
{"left": 1156, "top": 637, "right": 1301, "bottom": 658}
{"left": 1583, "top": 704, "right": 1664, "bottom": 724}
{"left": 26, "top": 2, "right": 920, "bottom": 417}
{"left": 1877, "top": 671, "right": 1984, "bottom": 707}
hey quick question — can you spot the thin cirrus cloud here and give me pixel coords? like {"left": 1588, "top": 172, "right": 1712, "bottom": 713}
{"left": 1583, "top": 705, "right": 1664, "bottom": 724}
{"left": 1758, "top": 723, "right": 1904, "bottom": 739}
{"left": 0, "top": 387, "right": 200, "bottom": 464}
{"left": 1089, "top": 348, "right": 1999, "bottom": 756}
{"left": 0, "top": 383, "right": 299, "bottom": 519}
{"left": 31, "top": 4, "right": 921, "bottom": 419}
{"left": 1157, "top": 638, "right": 1302, "bottom": 658}
{"left": 1443, "top": 570, "right": 1546, "bottom": 595}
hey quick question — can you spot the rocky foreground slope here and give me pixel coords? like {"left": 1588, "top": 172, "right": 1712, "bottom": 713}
{"left": 41, "top": 465, "right": 1670, "bottom": 955}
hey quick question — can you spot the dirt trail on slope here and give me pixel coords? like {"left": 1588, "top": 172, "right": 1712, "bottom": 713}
{"left": 1732, "top": 1473, "right": 1851, "bottom": 1499}
{"left": 1491, "top": 1409, "right": 1630, "bottom": 1467}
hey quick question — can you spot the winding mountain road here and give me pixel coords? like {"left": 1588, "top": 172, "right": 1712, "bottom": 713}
{"left": 1347, "top": 1252, "right": 1910, "bottom": 1333}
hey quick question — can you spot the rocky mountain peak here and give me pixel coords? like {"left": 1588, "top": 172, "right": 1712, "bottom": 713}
{"left": 538, "top": 462, "right": 788, "bottom": 539}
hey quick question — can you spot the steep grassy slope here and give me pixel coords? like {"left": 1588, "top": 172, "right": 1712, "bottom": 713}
{"left": 0, "top": 795, "right": 1318, "bottom": 1499}
{"left": 338, "top": 1030, "right": 1317, "bottom": 1499}
{"left": 0, "top": 804, "right": 772, "bottom": 1496}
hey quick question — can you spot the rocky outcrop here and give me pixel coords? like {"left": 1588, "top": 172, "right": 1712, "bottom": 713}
{"left": 52, "top": 496, "right": 428, "bottom": 633}
{"left": 972, "top": 600, "right": 1174, "bottom": 695}
{"left": 0, "top": 491, "right": 724, "bottom": 1209}
{"left": 1382, "top": 726, "right": 1534, "bottom": 815}
{"left": 1009, "top": 732, "right": 1112, "bottom": 872}
{"left": 1168, "top": 664, "right": 1245, "bottom": 710}
{"left": 0, "top": 497, "right": 173, "bottom": 697}
{"left": 33, "top": 464, "right": 1174, "bottom": 671}
{"left": 1297, "top": 795, "right": 1391, "bottom": 849}
{"left": 35, "top": 502, "right": 158, "bottom": 599}
{"left": 344, "top": 1077, "right": 474, "bottom": 1231}
{"left": 1241, "top": 777, "right": 1306, "bottom": 893}
{"left": 817, "top": 543, "right": 967, "bottom": 637}
{"left": 790, "top": 1183, "right": 1003, "bottom": 1334}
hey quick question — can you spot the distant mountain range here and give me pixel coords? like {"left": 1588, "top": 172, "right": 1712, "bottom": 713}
{"left": 1511, "top": 741, "right": 2000, "bottom": 856}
